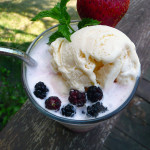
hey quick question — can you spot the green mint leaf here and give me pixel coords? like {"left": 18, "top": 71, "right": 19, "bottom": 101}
{"left": 58, "top": 25, "right": 71, "bottom": 42}
{"left": 48, "top": 31, "right": 64, "bottom": 44}
{"left": 32, "top": 0, "right": 73, "bottom": 43}
{"left": 60, "top": 0, "right": 70, "bottom": 9}
{"left": 31, "top": 10, "right": 53, "bottom": 21}
{"left": 59, "top": 11, "right": 70, "bottom": 25}
{"left": 78, "top": 18, "right": 101, "bottom": 29}
{"left": 59, "top": 0, "right": 70, "bottom": 25}
{"left": 48, "top": 3, "right": 61, "bottom": 20}
{"left": 59, "top": 8, "right": 70, "bottom": 25}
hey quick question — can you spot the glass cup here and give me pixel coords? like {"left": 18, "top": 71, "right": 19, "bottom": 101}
{"left": 21, "top": 21, "right": 140, "bottom": 132}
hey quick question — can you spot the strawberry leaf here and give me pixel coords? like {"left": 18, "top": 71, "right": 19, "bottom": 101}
{"left": 78, "top": 18, "right": 101, "bottom": 29}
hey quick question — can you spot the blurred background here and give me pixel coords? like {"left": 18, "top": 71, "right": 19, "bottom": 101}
{"left": 0, "top": 0, "right": 79, "bottom": 131}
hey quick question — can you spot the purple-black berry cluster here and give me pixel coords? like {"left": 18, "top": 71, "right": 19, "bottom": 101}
{"left": 33, "top": 82, "right": 62, "bottom": 111}
{"left": 45, "top": 96, "right": 61, "bottom": 110}
{"left": 63, "top": 86, "right": 107, "bottom": 118}
{"left": 69, "top": 90, "right": 86, "bottom": 107}
{"left": 87, "top": 102, "right": 107, "bottom": 117}
{"left": 34, "top": 82, "right": 49, "bottom": 99}
{"left": 33, "top": 82, "right": 107, "bottom": 118}
{"left": 86, "top": 86, "right": 107, "bottom": 117}
{"left": 61, "top": 104, "right": 76, "bottom": 117}
{"left": 87, "top": 86, "right": 103, "bottom": 102}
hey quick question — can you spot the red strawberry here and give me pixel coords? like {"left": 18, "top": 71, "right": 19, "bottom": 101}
{"left": 77, "top": 0, "right": 130, "bottom": 27}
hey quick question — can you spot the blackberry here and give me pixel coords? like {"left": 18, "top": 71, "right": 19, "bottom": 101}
{"left": 34, "top": 82, "right": 49, "bottom": 99}
{"left": 61, "top": 104, "right": 76, "bottom": 117}
{"left": 87, "top": 102, "right": 107, "bottom": 117}
{"left": 87, "top": 86, "right": 103, "bottom": 102}
{"left": 45, "top": 96, "right": 61, "bottom": 110}
{"left": 69, "top": 89, "right": 86, "bottom": 107}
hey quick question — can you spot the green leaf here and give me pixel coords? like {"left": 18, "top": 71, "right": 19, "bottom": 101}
{"left": 48, "top": 31, "right": 64, "bottom": 44}
{"left": 61, "top": 8, "right": 70, "bottom": 25}
{"left": 32, "top": 0, "right": 73, "bottom": 43}
{"left": 31, "top": 10, "right": 52, "bottom": 21}
{"left": 48, "top": 3, "right": 61, "bottom": 20}
{"left": 58, "top": 25, "right": 71, "bottom": 42}
{"left": 59, "top": 0, "right": 70, "bottom": 25}
{"left": 60, "top": 0, "right": 70, "bottom": 9}
{"left": 59, "top": 14, "right": 70, "bottom": 25}
{"left": 78, "top": 18, "right": 101, "bottom": 29}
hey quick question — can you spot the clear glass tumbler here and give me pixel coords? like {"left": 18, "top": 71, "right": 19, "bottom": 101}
{"left": 22, "top": 21, "right": 140, "bottom": 132}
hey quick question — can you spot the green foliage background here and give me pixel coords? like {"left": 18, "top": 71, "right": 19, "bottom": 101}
{"left": 0, "top": 0, "right": 79, "bottom": 131}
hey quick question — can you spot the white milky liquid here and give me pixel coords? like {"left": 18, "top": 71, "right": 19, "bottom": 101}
{"left": 26, "top": 34, "right": 135, "bottom": 120}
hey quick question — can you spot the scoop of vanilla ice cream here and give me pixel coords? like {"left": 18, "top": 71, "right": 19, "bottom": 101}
{"left": 49, "top": 25, "right": 140, "bottom": 92}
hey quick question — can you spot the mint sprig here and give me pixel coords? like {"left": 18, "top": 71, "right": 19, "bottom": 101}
{"left": 32, "top": 0, "right": 101, "bottom": 44}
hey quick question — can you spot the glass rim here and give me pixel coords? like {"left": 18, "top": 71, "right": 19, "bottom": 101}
{"left": 22, "top": 20, "right": 141, "bottom": 125}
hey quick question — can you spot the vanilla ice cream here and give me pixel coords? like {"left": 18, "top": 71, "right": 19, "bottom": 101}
{"left": 50, "top": 25, "right": 140, "bottom": 92}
